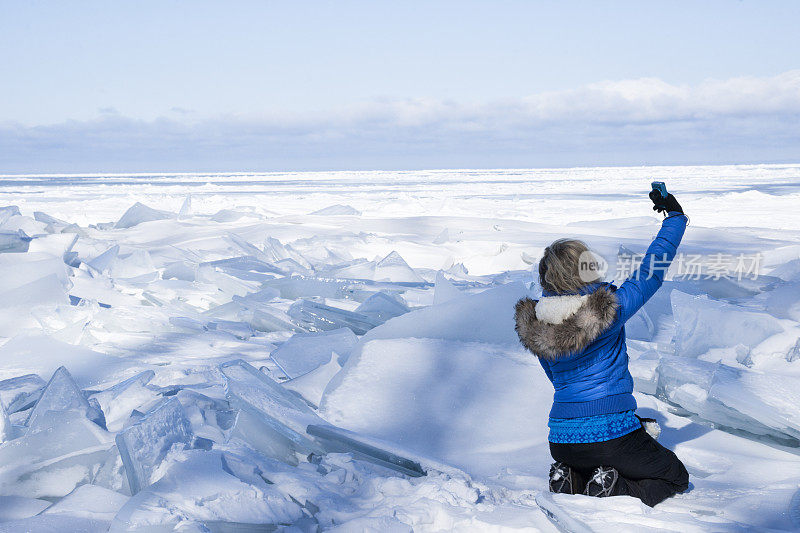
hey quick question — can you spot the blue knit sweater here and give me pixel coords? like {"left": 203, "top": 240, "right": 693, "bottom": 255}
{"left": 539, "top": 212, "right": 688, "bottom": 420}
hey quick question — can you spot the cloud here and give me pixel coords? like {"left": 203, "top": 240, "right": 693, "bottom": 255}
{"left": 2, "top": 71, "right": 799, "bottom": 172}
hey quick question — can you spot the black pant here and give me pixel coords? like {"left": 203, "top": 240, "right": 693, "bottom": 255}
{"left": 549, "top": 428, "right": 689, "bottom": 507}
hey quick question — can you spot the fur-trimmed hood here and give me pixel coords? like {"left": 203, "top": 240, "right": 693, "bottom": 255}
{"left": 515, "top": 287, "right": 619, "bottom": 360}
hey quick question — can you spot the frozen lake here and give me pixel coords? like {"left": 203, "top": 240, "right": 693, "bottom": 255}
{"left": 0, "top": 165, "right": 799, "bottom": 531}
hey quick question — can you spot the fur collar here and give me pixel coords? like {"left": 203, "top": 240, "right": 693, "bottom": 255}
{"left": 514, "top": 287, "right": 618, "bottom": 360}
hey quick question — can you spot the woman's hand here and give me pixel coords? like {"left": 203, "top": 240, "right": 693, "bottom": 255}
{"left": 649, "top": 190, "right": 684, "bottom": 215}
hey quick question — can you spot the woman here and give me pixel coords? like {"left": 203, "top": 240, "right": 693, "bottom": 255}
{"left": 514, "top": 190, "right": 689, "bottom": 507}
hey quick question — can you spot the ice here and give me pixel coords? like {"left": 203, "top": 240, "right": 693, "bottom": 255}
{"left": 0, "top": 401, "right": 12, "bottom": 444}
{"left": 787, "top": 337, "right": 800, "bottom": 362}
{"left": 346, "top": 282, "right": 530, "bottom": 350}
{"left": 0, "top": 374, "right": 46, "bottom": 414}
{"left": 115, "top": 397, "right": 194, "bottom": 494}
{"left": 0, "top": 274, "right": 70, "bottom": 336}
{"left": 43, "top": 484, "right": 127, "bottom": 521}
{"left": 287, "top": 299, "right": 378, "bottom": 335}
{"left": 264, "top": 276, "right": 365, "bottom": 300}
{"left": 354, "top": 291, "right": 409, "bottom": 324}
{"left": 270, "top": 328, "right": 358, "bottom": 378}
{"left": 321, "top": 337, "right": 551, "bottom": 477}
{"left": 0, "top": 231, "right": 30, "bottom": 254}
{"left": 206, "top": 319, "right": 253, "bottom": 339}
{"left": 0, "top": 496, "right": 51, "bottom": 522}
{"left": 4, "top": 168, "right": 800, "bottom": 530}
{"left": 250, "top": 307, "right": 306, "bottom": 333}
{"left": 654, "top": 355, "right": 800, "bottom": 444}
{"left": 109, "top": 450, "right": 305, "bottom": 532}
{"left": 0, "top": 409, "right": 113, "bottom": 498}
{"left": 310, "top": 204, "right": 361, "bottom": 216}
{"left": 90, "top": 371, "right": 157, "bottom": 432}
{"left": 174, "top": 389, "right": 238, "bottom": 444}
{"left": 433, "top": 271, "right": 462, "bottom": 305}
{"left": 115, "top": 202, "right": 173, "bottom": 229}
{"left": 374, "top": 251, "right": 425, "bottom": 283}
{"left": 26, "top": 233, "right": 78, "bottom": 257}
{"left": 220, "top": 359, "right": 324, "bottom": 457}
{"left": 307, "top": 425, "right": 425, "bottom": 477}
{"left": 764, "top": 281, "right": 800, "bottom": 321}
{"left": 26, "top": 366, "right": 105, "bottom": 431}
{"left": 329, "top": 251, "right": 425, "bottom": 283}
{"left": 671, "top": 290, "right": 784, "bottom": 357}
{"left": 108, "top": 250, "right": 158, "bottom": 281}
{"left": 281, "top": 353, "right": 342, "bottom": 408}
{"left": 178, "top": 196, "right": 192, "bottom": 219}
{"left": 0, "top": 206, "right": 21, "bottom": 225}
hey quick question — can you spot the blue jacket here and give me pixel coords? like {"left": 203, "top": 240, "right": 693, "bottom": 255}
{"left": 515, "top": 213, "right": 688, "bottom": 418}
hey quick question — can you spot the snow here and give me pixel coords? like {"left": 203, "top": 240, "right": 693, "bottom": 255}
{"left": 0, "top": 166, "right": 799, "bottom": 530}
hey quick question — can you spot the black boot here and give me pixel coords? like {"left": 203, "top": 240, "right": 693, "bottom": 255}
{"left": 549, "top": 462, "right": 578, "bottom": 494}
{"left": 584, "top": 466, "right": 619, "bottom": 497}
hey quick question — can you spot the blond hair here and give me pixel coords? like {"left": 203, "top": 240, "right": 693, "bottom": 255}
{"left": 538, "top": 238, "right": 601, "bottom": 294}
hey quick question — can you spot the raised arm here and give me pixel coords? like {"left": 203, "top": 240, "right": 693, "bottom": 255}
{"left": 615, "top": 193, "right": 688, "bottom": 323}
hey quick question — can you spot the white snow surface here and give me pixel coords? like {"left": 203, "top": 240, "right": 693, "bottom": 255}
{"left": 0, "top": 165, "right": 799, "bottom": 531}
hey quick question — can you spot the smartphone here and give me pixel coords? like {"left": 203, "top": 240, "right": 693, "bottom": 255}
{"left": 651, "top": 181, "right": 668, "bottom": 200}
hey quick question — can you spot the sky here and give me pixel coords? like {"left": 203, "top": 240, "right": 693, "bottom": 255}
{"left": 1, "top": 0, "right": 800, "bottom": 173}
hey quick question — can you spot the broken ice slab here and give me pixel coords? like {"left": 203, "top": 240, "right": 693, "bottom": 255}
{"left": 110, "top": 450, "right": 305, "bottom": 532}
{"left": 0, "top": 230, "right": 31, "bottom": 254}
{"left": 201, "top": 255, "right": 285, "bottom": 276}
{"left": 264, "top": 276, "right": 367, "bottom": 300}
{"left": 263, "top": 236, "right": 313, "bottom": 268}
{"left": 287, "top": 299, "right": 378, "bottom": 335}
{"left": 270, "top": 328, "right": 358, "bottom": 379}
{"left": 86, "top": 245, "right": 120, "bottom": 275}
{"left": 115, "top": 397, "right": 194, "bottom": 494}
{"left": 307, "top": 425, "right": 425, "bottom": 477}
{"left": 671, "top": 290, "right": 784, "bottom": 357}
{"left": 43, "top": 483, "right": 128, "bottom": 521}
{"left": 89, "top": 371, "right": 157, "bottom": 432}
{"left": 0, "top": 374, "right": 46, "bottom": 414}
{"left": 169, "top": 316, "right": 208, "bottom": 332}
{"left": 250, "top": 308, "right": 306, "bottom": 334}
{"left": 374, "top": 251, "right": 425, "bottom": 283}
{"left": 115, "top": 202, "right": 173, "bottom": 229}
{"left": 0, "top": 409, "right": 114, "bottom": 498}
{"left": 282, "top": 353, "right": 342, "bottom": 408}
{"left": 206, "top": 320, "right": 254, "bottom": 340}
{"left": 0, "top": 206, "right": 21, "bottom": 226}
{"left": 220, "top": 359, "right": 324, "bottom": 457}
{"left": 0, "top": 400, "right": 12, "bottom": 444}
{"left": 26, "top": 366, "right": 105, "bottom": 431}
{"left": 310, "top": 204, "right": 361, "bottom": 216}
{"left": 654, "top": 356, "right": 800, "bottom": 445}
{"left": 355, "top": 292, "right": 410, "bottom": 324}
{"left": 174, "top": 390, "right": 238, "bottom": 444}
{"left": 433, "top": 271, "right": 463, "bottom": 305}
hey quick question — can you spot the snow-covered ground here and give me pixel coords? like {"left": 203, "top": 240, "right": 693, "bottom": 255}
{"left": 0, "top": 165, "right": 799, "bottom": 532}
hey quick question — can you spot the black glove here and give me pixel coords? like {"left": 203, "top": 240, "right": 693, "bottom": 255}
{"left": 649, "top": 190, "right": 683, "bottom": 215}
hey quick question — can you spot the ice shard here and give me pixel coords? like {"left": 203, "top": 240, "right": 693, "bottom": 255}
{"left": 220, "top": 359, "right": 324, "bottom": 457}
{"left": 115, "top": 202, "right": 173, "bottom": 229}
{"left": 115, "top": 397, "right": 194, "bottom": 494}
{"left": 0, "top": 374, "right": 46, "bottom": 414}
{"left": 26, "top": 366, "right": 105, "bottom": 431}
{"left": 307, "top": 424, "right": 426, "bottom": 477}
{"left": 287, "top": 299, "right": 378, "bottom": 335}
{"left": 89, "top": 371, "right": 157, "bottom": 432}
{"left": 270, "top": 328, "right": 358, "bottom": 378}
{"left": 671, "top": 290, "right": 783, "bottom": 357}
{"left": 355, "top": 292, "right": 409, "bottom": 324}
